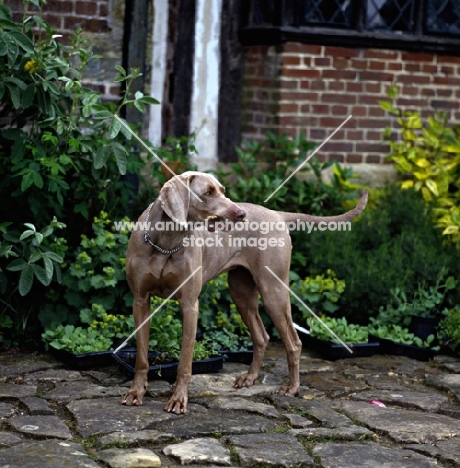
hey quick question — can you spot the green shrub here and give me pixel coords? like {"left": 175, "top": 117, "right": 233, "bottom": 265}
{"left": 305, "top": 187, "right": 460, "bottom": 322}
{"left": 380, "top": 84, "right": 460, "bottom": 246}
{"left": 437, "top": 306, "right": 460, "bottom": 354}
{"left": 290, "top": 269, "right": 345, "bottom": 318}
{"left": 39, "top": 211, "right": 133, "bottom": 329}
{"left": 375, "top": 268, "right": 457, "bottom": 327}
{"left": 0, "top": 2, "right": 158, "bottom": 345}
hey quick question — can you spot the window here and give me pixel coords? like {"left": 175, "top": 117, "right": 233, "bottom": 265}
{"left": 241, "top": 0, "right": 460, "bottom": 53}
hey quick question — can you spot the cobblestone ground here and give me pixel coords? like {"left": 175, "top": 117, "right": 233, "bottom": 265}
{"left": 1, "top": 343, "right": 460, "bottom": 467}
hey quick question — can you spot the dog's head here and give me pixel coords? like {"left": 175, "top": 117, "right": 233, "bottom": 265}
{"left": 158, "top": 171, "right": 245, "bottom": 231}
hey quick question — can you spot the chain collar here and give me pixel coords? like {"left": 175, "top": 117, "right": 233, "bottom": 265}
{"left": 143, "top": 202, "right": 187, "bottom": 255}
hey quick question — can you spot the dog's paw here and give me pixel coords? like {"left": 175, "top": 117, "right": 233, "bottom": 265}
{"left": 165, "top": 396, "right": 187, "bottom": 414}
{"left": 277, "top": 384, "right": 299, "bottom": 397}
{"left": 233, "top": 373, "right": 257, "bottom": 388}
{"left": 122, "top": 391, "right": 143, "bottom": 406}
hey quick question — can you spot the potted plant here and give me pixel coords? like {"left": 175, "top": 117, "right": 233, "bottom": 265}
{"left": 302, "top": 316, "right": 379, "bottom": 360}
{"left": 42, "top": 303, "right": 134, "bottom": 369}
{"left": 368, "top": 319, "right": 438, "bottom": 361}
{"left": 201, "top": 329, "right": 253, "bottom": 364}
{"left": 112, "top": 298, "right": 223, "bottom": 381}
{"left": 377, "top": 269, "right": 457, "bottom": 341}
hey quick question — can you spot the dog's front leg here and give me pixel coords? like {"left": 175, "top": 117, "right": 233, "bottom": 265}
{"left": 165, "top": 298, "right": 199, "bottom": 414}
{"left": 123, "top": 295, "right": 151, "bottom": 406}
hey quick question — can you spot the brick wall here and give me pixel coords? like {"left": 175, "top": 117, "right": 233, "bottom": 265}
{"left": 9, "top": 0, "right": 124, "bottom": 102}
{"left": 241, "top": 43, "right": 460, "bottom": 164}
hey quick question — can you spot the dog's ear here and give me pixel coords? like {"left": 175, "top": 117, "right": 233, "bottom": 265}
{"left": 159, "top": 174, "right": 195, "bottom": 228}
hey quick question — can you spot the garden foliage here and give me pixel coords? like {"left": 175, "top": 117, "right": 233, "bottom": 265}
{"left": 380, "top": 84, "right": 460, "bottom": 246}
{"left": 0, "top": 2, "right": 157, "bottom": 343}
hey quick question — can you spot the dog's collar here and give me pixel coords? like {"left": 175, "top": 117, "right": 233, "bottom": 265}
{"left": 143, "top": 202, "right": 187, "bottom": 255}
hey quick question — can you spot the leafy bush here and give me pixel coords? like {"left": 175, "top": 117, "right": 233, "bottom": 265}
{"left": 375, "top": 268, "right": 457, "bottom": 327}
{"left": 437, "top": 306, "right": 460, "bottom": 354}
{"left": 290, "top": 269, "right": 345, "bottom": 318}
{"left": 39, "top": 211, "right": 133, "bottom": 329}
{"left": 305, "top": 187, "right": 460, "bottom": 322}
{"left": 380, "top": 84, "right": 460, "bottom": 246}
{"left": 0, "top": 2, "right": 158, "bottom": 346}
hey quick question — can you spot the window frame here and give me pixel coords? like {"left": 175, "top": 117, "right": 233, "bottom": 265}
{"left": 240, "top": 0, "right": 460, "bottom": 55}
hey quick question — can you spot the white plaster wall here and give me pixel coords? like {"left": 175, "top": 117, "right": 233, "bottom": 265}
{"left": 148, "top": 0, "right": 169, "bottom": 147}
{"left": 190, "top": 0, "right": 223, "bottom": 170}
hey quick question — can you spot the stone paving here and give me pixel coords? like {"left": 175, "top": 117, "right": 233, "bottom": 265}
{"left": 1, "top": 343, "right": 460, "bottom": 467}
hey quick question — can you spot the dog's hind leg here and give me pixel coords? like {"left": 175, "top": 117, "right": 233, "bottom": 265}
{"left": 228, "top": 267, "right": 270, "bottom": 389}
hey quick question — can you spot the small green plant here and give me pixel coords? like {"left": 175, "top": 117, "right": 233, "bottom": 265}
{"left": 201, "top": 329, "right": 252, "bottom": 353}
{"left": 291, "top": 269, "right": 345, "bottom": 317}
{"left": 375, "top": 268, "right": 457, "bottom": 327}
{"left": 42, "top": 324, "right": 113, "bottom": 354}
{"left": 307, "top": 316, "right": 369, "bottom": 344}
{"left": 380, "top": 84, "right": 460, "bottom": 246}
{"left": 369, "top": 319, "right": 436, "bottom": 349}
{"left": 437, "top": 306, "right": 460, "bottom": 353}
{"left": 39, "top": 211, "right": 133, "bottom": 329}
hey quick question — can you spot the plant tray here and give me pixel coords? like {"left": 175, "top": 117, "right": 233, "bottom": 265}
{"left": 220, "top": 350, "right": 253, "bottom": 364}
{"left": 50, "top": 348, "right": 115, "bottom": 370}
{"left": 368, "top": 335, "right": 435, "bottom": 361}
{"left": 301, "top": 335, "right": 380, "bottom": 361}
{"left": 112, "top": 349, "right": 224, "bottom": 382}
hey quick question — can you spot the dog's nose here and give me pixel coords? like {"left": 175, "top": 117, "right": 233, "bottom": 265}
{"left": 235, "top": 209, "right": 246, "bottom": 220}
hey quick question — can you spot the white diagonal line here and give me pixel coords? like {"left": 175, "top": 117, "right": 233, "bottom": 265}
{"left": 265, "top": 266, "right": 353, "bottom": 353}
{"left": 113, "top": 266, "right": 202, "bottom": 354}
{"left": 113, "top": 115, "right": 202, "bottom": 203}
{"left": 264, "top": 115, "right": 353, "bottom": 203}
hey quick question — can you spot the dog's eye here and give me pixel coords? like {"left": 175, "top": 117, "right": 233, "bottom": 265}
{"left": 204, "top": 189, "right": 213, "bottom": 196}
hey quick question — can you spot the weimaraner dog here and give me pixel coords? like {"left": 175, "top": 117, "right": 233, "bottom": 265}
{"left": 122, "top": 171, "right": 368, "bottom": 413}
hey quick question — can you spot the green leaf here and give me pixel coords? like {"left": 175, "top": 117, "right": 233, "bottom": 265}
{"left": 140, "top": 96, "right": 160, "bottom": 105}
{"left": 19, "top": 265, "right": 34, "bottom": 296}
{"left": 10, "top": 30, "right": 34, "bottom": 53}
{"left": 43, "top": 255, "right": 54, "bottom": 282}
{"left": 134, "top": 100, "right": 145, "bottom": 113}
{"left": 5, "top": 83, "right": 21, "bottom": 109}
{"left": 94, "top": 146, "right": 110, "bottom": 169}
{"left": 19, "top": 229, "right": 35, "bottom": 241}
{"left": 6, "top": 258, "right": 27, "bottom": 272}
{"left": 44, "top": 251, "right": 64, "bottom": 263}
{"left": 32, "top": 263, "right": 49, "bottom": 286}
{"left": 93, "top": 110, "right": 114, "bottom": 120}
{"left": 425, "top": 179, "right": 439, "bottom": 197}
{"left": 109, "top": 117, "right": 121, "bottom": 139}
{"left": 22, "top": 83, "right": 36, "bottom": 109}
{"left": 112, "top": 143, "right": 128, "bottom": 175}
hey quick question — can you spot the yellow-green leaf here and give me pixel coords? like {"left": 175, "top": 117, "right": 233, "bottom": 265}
{"left": 442, "top": 225, "right": 459, "bottom": 235}
{"left": 425, "top": 179, "right": 439, "bottom": 197}
{"left": 400, "top": 180, "right": 414, "bottom": 189}
{"left": 413, "top": 171, "right": 429, "bottom": 180}
{"left": 421, "top": 187, "right": 433, "bottom": 202}
{"left": 414, "top": 158, "right": 430, "bottom": 168}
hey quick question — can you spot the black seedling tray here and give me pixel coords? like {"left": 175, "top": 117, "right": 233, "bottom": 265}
{"left": 301, "top": 334, "right": 380, "bottom": 361}
{"left": 369, "top": 334, "right": 435, "bottom": 361}
{"left": 112, "top": 349, "right": 224, "bottom": 382}
{"left": 50, "top": 348, "right": 115, "bottom": 370}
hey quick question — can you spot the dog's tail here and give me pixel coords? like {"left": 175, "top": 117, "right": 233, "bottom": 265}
{"left": 278, "top": 190, "right": 368, "bottom": 226}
